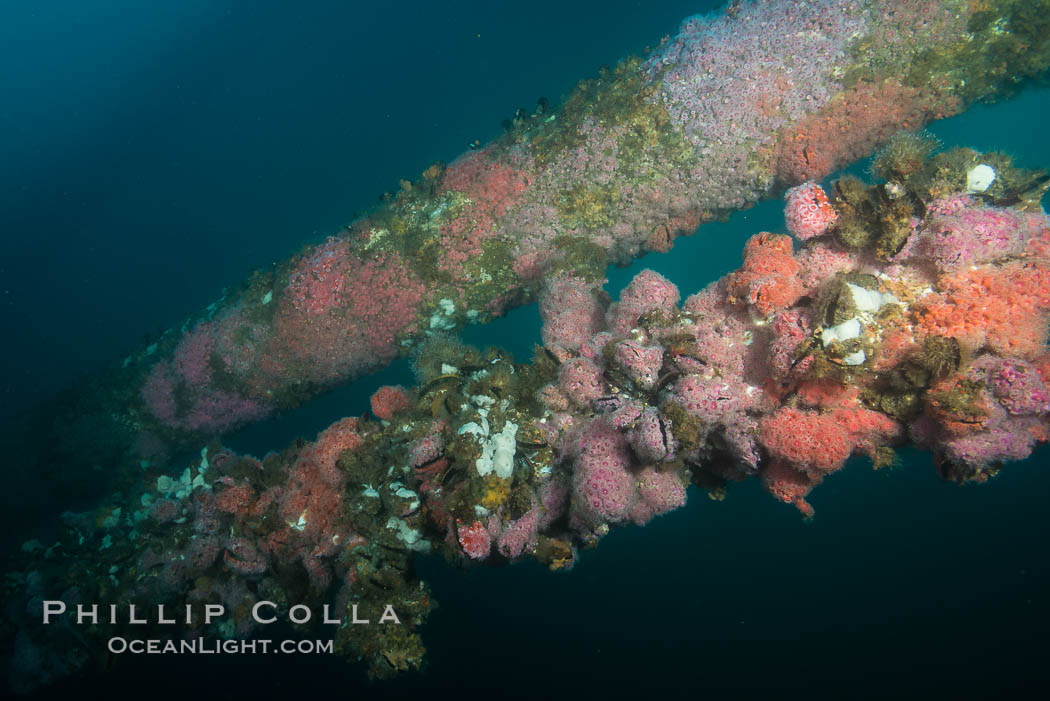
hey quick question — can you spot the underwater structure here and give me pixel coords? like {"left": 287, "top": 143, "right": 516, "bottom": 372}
{"left": 6, "top": 0, "right": 1050, "bottom": 693}
{"left": 21, "top": 0, "right": 1050, "bottom": 483}
{"left": 8, "top": 138, "right": 1050, "bottom": 689}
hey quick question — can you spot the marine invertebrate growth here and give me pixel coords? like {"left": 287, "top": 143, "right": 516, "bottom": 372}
{"left": 10, "top": 143, "right": 1049, "bottom": 692}
{"left": 22, "top": 0, "right": 1050, "bottom": 487}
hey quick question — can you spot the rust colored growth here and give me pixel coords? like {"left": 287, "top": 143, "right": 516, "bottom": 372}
{"left": 914, "top": 261, "right": 1050, "bottom": 358}
{"left": 775, "top": 79, "right": 962, "bottom": 185}
{"left": 422, "top": 161, "right": 445, "bottom": 180}
{"left": 796, "top": 377, "right": 860, "bottom": 408}
{"left": 925, "top": 375, "right": 991, "bottom": 437}
{"left": 644, "top": 209, "right": 704, "bottom": 253}
{"left": 370, "top": 385, "right": 413, "bottom": 421}
{"left": 726, "top": 233, "right": 804, "bottom": 315}
{"left": 414, "top": 457, "right": 450, "bottom": 495}
{"left": 645, "top": 223, "right": 675, "bottom": 254}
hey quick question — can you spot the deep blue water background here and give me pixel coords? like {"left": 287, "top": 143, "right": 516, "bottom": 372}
{"left": 2, "top": 1, "right": 1049, "bottom": 698}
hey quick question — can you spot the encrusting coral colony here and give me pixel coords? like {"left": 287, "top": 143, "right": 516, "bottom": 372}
{"left": 7, "top": 0, "right": 1050, "bottom": 692}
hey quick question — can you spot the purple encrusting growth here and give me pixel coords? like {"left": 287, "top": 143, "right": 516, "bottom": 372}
{"left": 914, "top": 197, "right": 1049, "bottom": 272}
{"left": 921, "top": 355, "right": 1050, "bottom": 469}
{"left": 496, "top": 507, "right": 541, "bottom": 559}
{"left": 607, "top": 270, "right": 681, "bottom": 335}
{"left": 629, "top": 468, "right": 688, "bottom": 526}
{"left": 29, "top": 0, "right": 1043, "bottom": 482}
{"left": 941, "top": 408, "right": 1043, "bottom": 468}
{"left": 670, "top": 374, "right": 758, "bottom": 424}
{"left": 569, "top": 419, "right": 637, "bottom": 528}
{"left": 11, "top": 171, "right": 1050, "bottom": 690}
{"left": 643, "top": 1, "right": 868, "bottom": 208}
{"left": 539, "top": 273, "right": 609, "bottom": 358}
{"left": 409, "top": 429, "right": 445, "bottom": 468}
{"left": 628, "top": 408, "right": 678, "bottom": 464}
{"left": 613, "top": 340, "right": 664, "bottom": 391}
{"left": 559, "top": 357, "right": 606, "bottom": 408}
{"left": 993, "top": 360, "right": 1050, "bottom": 416}
{"left": 12, "top": 0, "right": 1050, "bottom": 688}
